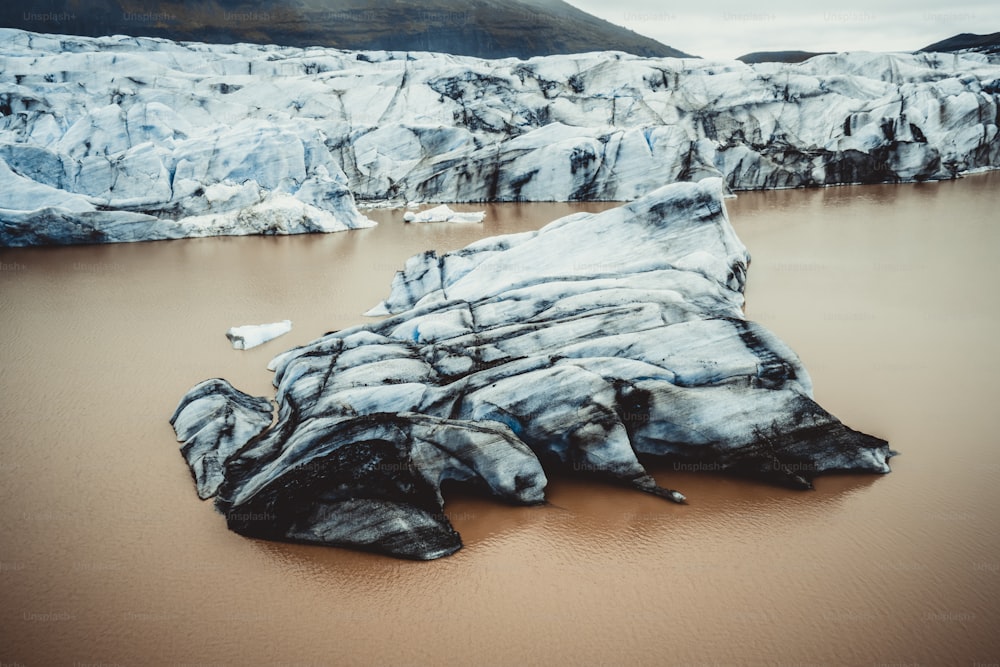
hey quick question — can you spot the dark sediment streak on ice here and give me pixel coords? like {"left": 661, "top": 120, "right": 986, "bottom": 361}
{"left": 170, "top": 178, "right": 893, "bottom": 559}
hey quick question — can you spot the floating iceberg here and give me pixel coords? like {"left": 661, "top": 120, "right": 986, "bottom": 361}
{"left": 171, "top": 179, "right": 893, "bottom": 560}
{"left": 226, "top": 320, "right": 292, "bottom": 350}
{"left": 403, "top": 204, "right": 485, "bottom": 223}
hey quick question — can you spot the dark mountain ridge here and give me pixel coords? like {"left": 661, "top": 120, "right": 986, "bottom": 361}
{"left": 738, "top": 32, "right": 1000, "bottom": 64}
{"left": 1, "top": 0, "right": 694, "bottom": 59}
{"left": 919, "top": 32, "right": 1000, "bottom": 55}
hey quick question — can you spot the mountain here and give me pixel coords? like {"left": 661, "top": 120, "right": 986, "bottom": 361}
{"left": 919, "top": 32, "right": 1000, "bottom": 55}
{"left": 737, "top": 51, "right": 831, "bottom": 64}
{"left": 737, "top": 33, "right": 1000, "bottom": 64}
{"left": 0, "top": 0, "right": 694, "bottom": 59}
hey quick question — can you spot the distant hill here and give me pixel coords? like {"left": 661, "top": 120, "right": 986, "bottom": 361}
{"left": 737, "top": 51, "right": 831, "bottom": 64}
{"left": 736, "top": 33, "right": 1000, "bottom": 64}
{"left": 0, "top": 0, "right": 695, "bottom": 59}
{"left": 919, "top": 32, "right": 1000, "bottom": 55}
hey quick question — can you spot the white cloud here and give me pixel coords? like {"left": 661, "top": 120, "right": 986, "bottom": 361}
{"left": 568, "top": 0, "right": 999, "bottom": 60}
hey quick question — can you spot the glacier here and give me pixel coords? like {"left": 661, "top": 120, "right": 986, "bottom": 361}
{"left": 2, "top": 28, "right": 999, "bottom": 245}
{"left": 170, "top": 179, "right": 893, "bottom": 560}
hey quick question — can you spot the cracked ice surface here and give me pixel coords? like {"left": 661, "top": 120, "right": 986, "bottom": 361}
{"left": 170, "top": 179, "right": 893, "bottom": 559}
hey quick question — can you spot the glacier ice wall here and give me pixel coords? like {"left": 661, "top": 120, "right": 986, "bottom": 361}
{"left": 2, "top": 28, "right": 999, "bottom": 244}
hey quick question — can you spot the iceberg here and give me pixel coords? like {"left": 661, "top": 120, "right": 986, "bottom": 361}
{"left": 403, "top": 204, "right": 485, "bottom": 223}
{"left": 3, "top": 29, "right": 999, "bottom": 245}
{"left": 170, "top": 179, "right": 894, "bottom": 559}
{"left": 226, "top": 320, "right": 293, "bottom": 350}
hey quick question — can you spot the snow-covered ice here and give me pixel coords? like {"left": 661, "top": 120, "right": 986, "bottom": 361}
{"left": 3, "top": 29, "right": 999, "bottom": 244}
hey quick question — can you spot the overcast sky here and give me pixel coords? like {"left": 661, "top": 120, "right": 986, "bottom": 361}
{"left": 567, "top": 0, "right": 999, "bottom": 60}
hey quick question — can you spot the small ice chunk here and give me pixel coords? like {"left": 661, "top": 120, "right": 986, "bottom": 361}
{"left": 226, "top": 320, "right": 293, "bottom": 350}
{"left": 403, "top": 205, "right": 485, "bottom": 224}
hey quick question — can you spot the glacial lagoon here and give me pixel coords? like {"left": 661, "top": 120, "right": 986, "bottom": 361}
{"left": 1, "top": 172, "right": 998, "bottom": 665}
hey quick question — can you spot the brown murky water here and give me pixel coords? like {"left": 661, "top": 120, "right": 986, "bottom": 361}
{"left": 1, "top": 175, "right": 998, "bottom": 666}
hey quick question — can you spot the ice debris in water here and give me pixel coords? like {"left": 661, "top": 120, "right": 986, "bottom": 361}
{"left": 403, "top": 205, "right": 486, "bottom": 223}
{"left": 226, "top": 320, "right": 293, "bottom": 350}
